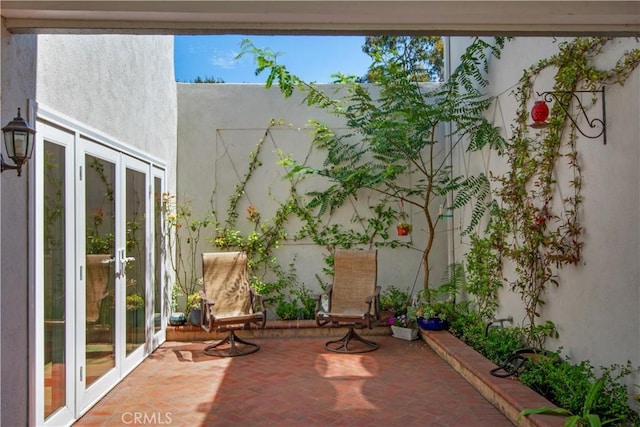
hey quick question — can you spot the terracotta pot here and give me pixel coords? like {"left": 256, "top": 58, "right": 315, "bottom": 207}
{"left": 397, "top": 225, "right": 411, "bottom": 236}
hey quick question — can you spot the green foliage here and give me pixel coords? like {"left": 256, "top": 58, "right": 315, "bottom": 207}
{"left": 274, "top": 298, "right": 302, "bottom": 320}
{"left": 273, "top": 284, "right": 316, "bottom": 320}
{"left": 464, "top": 231, "right": 503, "bottom": 321}
{"left": 239, "top": 36, "right": 507, "bottom": 291}
{"left": 162, "top": 193, "right": 212, "bottom": 307}
{"left": 362, "top": 36, "right": 445, "bottom": 83}
{"left": 125, "top": 293, "right": 144, "bottom": 311}
{"left": 379, "top": 286, "right": 411, "bottom": 314}
{"left": 414, "top": 263, "right": 470, "bottom": 322}
{"left": 519, "top": 357, "right": 639, "bottom": 425}
{"left": 448, "top": 314, "right": 639, "bottom": 426}
{"left": 190, "top": 75, "right": 225, "bottom": 83}
{"left": 477, "top": 38, "right": 640, "bottom": 347}
{"left": 187, "top": 293, "right": 201, "bottom": 310}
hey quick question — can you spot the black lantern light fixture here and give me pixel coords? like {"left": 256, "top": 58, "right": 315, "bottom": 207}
{"left": 1, "top": 108, "right": 36, "bottom": 176}
{"left": 529, "top": 88, "right": 606, "bottom": 145}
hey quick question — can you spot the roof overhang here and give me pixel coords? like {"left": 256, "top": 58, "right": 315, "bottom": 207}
{"left": 1, "top": 1, "right": 639, "bottom": 36}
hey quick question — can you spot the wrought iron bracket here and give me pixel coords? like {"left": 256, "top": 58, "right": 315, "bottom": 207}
{"left": 0, "top": 154, "right": 20, "bottom": 175}
{"left": 536, "top": 88, "right": 606, "bottom": 145}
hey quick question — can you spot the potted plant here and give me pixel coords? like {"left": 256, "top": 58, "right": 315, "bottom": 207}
{"left": 388, "top": 313, "right": 419, "bottom": 340}
{"left": 415, "top": 301, "right": 449, "bottom": 331}
{"left": 126, "top": 293, "right": 145, "bottom": 328}
{"left": 396, "top": 202, "right": 412, "bottom": 236}
{"left": 396, "top": 222, "right": 412, "bottom": 236}
{"left": 378, "top": 286, "right": 410, "bottom": 323}
{"left": 187, "top": 293, "right": 202, "bottom": 326}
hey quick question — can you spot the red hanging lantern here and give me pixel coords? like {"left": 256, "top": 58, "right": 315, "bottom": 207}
{"left": 530, "top": 100, "right": 549, "bottom": 125}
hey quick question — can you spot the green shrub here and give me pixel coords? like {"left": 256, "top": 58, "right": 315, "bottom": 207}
{"left": 379, "top": 286, "right": 410, "bottom": 315}
{"left": 519, "top": 356, "right": 640, "bottom": 425}
{"left": 274, "top": 284, "right": 317, "bottom": 320}
{"left": 450, "top": 311, "right": 639, "bottom": 425}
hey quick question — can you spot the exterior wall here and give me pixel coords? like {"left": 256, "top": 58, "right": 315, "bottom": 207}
{"left": 0, "top": 24, "right": 38, "bottom": 426}
{"left": 177, "top": 83, "right": 449, "bottom": 306}
{"left": 451, "top": 37, "right": 640, "bottom": 374}
{"left": 0, "top": 31, "right": 177, "bottom": 425}
{"left": 35, "top": 34, "right": 178, "bottom": 185}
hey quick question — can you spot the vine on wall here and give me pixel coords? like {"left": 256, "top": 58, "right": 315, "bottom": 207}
{"left": 480, "top": 37, "right": 640, "bottom": 347}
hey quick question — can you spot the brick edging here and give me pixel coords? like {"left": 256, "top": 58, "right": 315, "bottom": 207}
{"left": 420, "top": 330, "right": 566, "bottom": 427}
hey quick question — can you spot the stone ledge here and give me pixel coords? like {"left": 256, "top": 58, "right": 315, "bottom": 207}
{"left": 421, "top": 329, "right": 565, "bottom": 427}
{"left": 167, "top": 319, "right": 392, "bottom": 341}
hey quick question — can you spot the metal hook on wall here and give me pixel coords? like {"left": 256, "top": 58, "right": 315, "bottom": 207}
{"left": 533, "top": 88, "right": 606, "bottom": 145}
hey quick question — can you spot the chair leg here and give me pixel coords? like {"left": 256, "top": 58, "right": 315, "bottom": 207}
{"left": 324, "top": 327, "right": 378, "bottom": 353}
{"left": 204, "top": 330, "right": 260, "bottom": 357}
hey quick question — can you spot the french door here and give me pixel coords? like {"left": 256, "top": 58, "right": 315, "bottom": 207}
{"left": 35, "top": 119, "right": 166, "bottom": 426}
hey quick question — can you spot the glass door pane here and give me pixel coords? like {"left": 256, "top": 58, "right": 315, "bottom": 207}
{"left": 85, "top": 154, "right": 117, "bottom": 386}
{"left": 43, "top": 141, "right": 67, "bottom": 418}
{"left": 125, "top": 167, "right": 146, "bottom": 355}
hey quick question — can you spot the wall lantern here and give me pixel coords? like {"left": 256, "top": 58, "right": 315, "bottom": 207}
{"left": 529, "top": 88, "right": 606, "bottom": 145}
{"left": 1, "top": 108, "right": 36, "bottom": 176}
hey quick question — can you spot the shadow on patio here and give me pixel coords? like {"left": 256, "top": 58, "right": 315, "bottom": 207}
{"left": 73, "top": 335, "right": 513, "bottom": 426}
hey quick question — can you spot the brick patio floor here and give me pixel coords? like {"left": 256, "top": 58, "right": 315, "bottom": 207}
{"left": 73, "top": 335, "right": 514, "bottom": 426}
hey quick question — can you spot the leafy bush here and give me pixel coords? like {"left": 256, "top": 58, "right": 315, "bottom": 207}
{"left": 518, "top": 356, "right": 640, "bottom": 425}
{"left": 379, "top": 286, "right": 411, "bottom": 314}
{"left": 274, "top": 284, "right": 316, "bottom": 320}
{"left": 447, "top": 309, "right": 639, "bottom": 425}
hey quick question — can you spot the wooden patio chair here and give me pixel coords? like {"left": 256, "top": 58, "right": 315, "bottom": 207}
{"left": 315, "top": 249, "right": 380, "bottom": 353}
{"left": 200, "top": 251, "right": 267, "bottom": 357}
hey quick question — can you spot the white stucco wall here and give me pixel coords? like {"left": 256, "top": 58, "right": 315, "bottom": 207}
{"left": 35, "top": 34, "right": 178, "bottom": 182}
{"left": 452, "top": 37, "right": 640, "bottom": 375}
{"left": 177, "top": 83, "right": 449, "bottom": 309}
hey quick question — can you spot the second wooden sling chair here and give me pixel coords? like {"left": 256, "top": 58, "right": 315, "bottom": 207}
{"left": 315, "top": 249, "right": 380, "bottom": 353}
{"left": 200, "top": 251, "right": 267, "bottom": 357}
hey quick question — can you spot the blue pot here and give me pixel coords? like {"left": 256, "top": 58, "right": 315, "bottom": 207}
{"left": 418, "top": 317, "right": 446, "bottom": 331}
{"left": 189, "top": 308, "right": 202, "bottom": 326}
{"left": 169, "top": 312, "right": 187, "bottom": 326}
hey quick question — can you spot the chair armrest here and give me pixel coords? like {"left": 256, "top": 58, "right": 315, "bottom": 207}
{"left": 314, "top": 285, "right": 333, "bottom": 313}
{"left": 250, "top": 289, "right": 268, "bottom": 312}
{"left": 366, "top": 286, "right": 381, "bottom": 317}
{"left": 199, "top": 291, "right": 216, "bottom": 333}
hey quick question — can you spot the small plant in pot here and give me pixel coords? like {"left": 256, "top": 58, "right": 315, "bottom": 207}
{"left": 396, "top": 222, "right": 412, "bottom": 236}
{"left": 126, "top": 293, "right": 145, "bottom": 328}
{"left": 187, "top": 293, "right": 202, "bottom": 326}
{"left": 395, "top": 201, "right": 413, "bottom": 236}
{"left": 378, "top": 286, "right": 411, "bottom": 323}
{"left": 388, "top": 312, "right": 419, "bottom": 340}
{"left": 415, "top": 301, "right": 449, "bottom": 331}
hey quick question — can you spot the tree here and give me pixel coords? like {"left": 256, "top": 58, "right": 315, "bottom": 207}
{"left": 239, "top": 37, "right": 506, "bottom": 292}
{"left": 362, "top": 36, "right": 444, "bottom": 83}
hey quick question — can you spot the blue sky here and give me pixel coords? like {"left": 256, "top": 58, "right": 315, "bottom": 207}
{"left": 174, "top": 35, "right": 371, "bottom": 83}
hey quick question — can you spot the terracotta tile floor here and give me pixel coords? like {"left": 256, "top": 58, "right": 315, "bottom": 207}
{"left": 74, "top": 336, "right": 514, "bottom": 426}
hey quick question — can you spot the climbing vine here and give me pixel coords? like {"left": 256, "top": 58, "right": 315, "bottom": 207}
{"left": 481, "top": 37, "right": 640, "bottom": 347}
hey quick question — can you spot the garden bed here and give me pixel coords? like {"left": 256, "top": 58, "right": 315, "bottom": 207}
{"left": 421, "top": 329, "right": 565, "bottom": 427}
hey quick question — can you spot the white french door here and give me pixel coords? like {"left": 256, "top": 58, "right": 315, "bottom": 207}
{"left": 76, "top": 139, "right": 122, "bottom": 413}
{"left": 34, "top": 115, "right": 166, "bottom": 426}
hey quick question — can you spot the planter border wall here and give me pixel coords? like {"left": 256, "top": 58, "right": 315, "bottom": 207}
{"left": 420, "top": 329, "right": 565, "bottom": 427}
